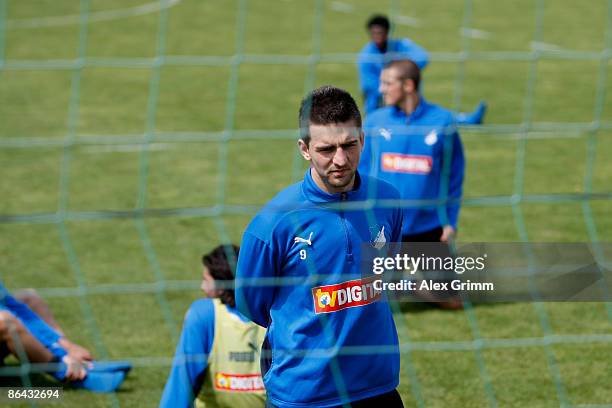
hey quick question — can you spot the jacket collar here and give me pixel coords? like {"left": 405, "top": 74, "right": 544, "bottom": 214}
{"left": 301, "top": 168, "right": 364, "bottom": 204}
{"left": 392, "top": 94, "right": 428, "bottom": 122}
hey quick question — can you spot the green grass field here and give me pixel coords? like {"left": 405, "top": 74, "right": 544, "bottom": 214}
{"left": 1, "top": 0, "right": 611, "bottom": 406}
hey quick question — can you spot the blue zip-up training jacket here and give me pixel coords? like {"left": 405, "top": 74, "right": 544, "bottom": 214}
{"left": 358, "top": 38, "right": 429, "bottom": 114}
{"left": 358, "top": 99, "right": 465, "bottom": 236}
{"left": 236, "top": 170, "right": 403, "bottom": 407}
{"left": 0, "top": 283, "right": 66, "bottom": 359}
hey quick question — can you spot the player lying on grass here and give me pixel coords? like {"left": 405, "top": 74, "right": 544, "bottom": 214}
{"left": 160, "top": 245, "right": 266, "bottom": 408}
{"left": 0, "top": 282, "right": 131, "bottom": 392}
{"left": 358, "top": 14, "right": 487, "bottom": 123}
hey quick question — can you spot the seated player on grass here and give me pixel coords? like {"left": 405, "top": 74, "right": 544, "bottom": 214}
{"left": 160, "top": 244, "right": 266, "bottom": 408}
{"left": 358, "top": 14, "right": 487, "bottom": 123}
{"left": 0, "top": 282, "right": 131, "bottom": 392}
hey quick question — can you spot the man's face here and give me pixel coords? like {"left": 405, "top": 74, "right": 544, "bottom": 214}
{"left": 380, "top": 67, "right": 408, "bottom": 106}
{"left": 299, "top": 121, "right": 364, "bottom": 194}
{"left": 200, "top": 266, "right": 220, "bottom": 298}
{"left": 369, "top": 25, "right": 388, "bottom": 50}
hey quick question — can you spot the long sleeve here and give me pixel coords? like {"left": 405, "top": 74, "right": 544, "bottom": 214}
{"left": 358, "top": 52, "right": 384, "bottom": 114}
{"left": 159, "top": 299, "right": 214, "bottom": 408}
{"left": 357, "top": 48, "right": 381, "bottom": 96}
{"left": 235, "top": 231, "right": 279, "bottom": 328}
{"left": 445, "top": 131, "right": 465, "bottom": 228}
{"left": 0, "top": 286, "right": 65, "bottom": 359}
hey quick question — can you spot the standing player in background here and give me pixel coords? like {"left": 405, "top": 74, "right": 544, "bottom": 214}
{"left": 236, "top": 86, "right": 405, "bottom": 407}
{"left": 0, "top": 283, "right": 129, "bottom": 392}
{"left": 358, "top": 14, "right": 487, "bottom": 124}
{"left": 160, "top": 245, "right": 266, "bottom": 408}
{"left": 358, "top": 60, "right": 464, "bottom": 309}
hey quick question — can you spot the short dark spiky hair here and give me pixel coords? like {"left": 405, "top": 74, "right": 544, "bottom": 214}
{"left": 366, "top": 14, "right": 390, "bottom": 32}
{"left": 202, "top": 244, "right": 239, "bottom": 307}
{"left": 298, "top": 85, "right": 362, "bottom": 145}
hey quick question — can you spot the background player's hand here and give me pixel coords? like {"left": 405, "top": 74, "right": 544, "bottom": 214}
{"left": 59, "top": 338, "right": 94, "bottom": 364}
{"left": 440, "top": 225, "right": 455, "bottom": 242}
{"left": 62, "top": 354, "right": 88, "bottom": 381}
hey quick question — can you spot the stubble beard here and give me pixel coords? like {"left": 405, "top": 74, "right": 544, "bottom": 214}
{"left": 325, "top": 168, "right": 355, "bottom": 192}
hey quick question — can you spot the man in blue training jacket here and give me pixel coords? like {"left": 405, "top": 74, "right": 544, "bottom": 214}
{"left": 236, "top": 86, "right": 405, "bottom": 407}
{"left": 358, "top": 14, "right": 487, "bottom": 124}
{"left": 358, "top": 59, "right": 465, "bottom": 308}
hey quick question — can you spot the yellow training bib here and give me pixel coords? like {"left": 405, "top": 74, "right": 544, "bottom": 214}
{"left": 196, "top": 299, "right": 266, "bottom": 408}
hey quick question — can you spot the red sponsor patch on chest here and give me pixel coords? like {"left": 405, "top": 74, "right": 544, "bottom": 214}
{"left": 312, "top": 276, "right": 381, "bottom": 314}
{"left": 381, "top": 153, "right": 433, "bottom": 174}
{"left": 214, "top": 373, "right": 265, "bottom": 392}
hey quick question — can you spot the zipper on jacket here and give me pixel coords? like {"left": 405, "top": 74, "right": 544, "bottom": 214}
{"left": 340, "top": 192, "right": 353, "bottom": 263}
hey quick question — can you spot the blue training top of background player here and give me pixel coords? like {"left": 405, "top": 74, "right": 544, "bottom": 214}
{"left": 358, "top": 98, "right": 465, "bottom": 236}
